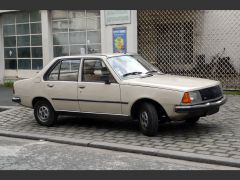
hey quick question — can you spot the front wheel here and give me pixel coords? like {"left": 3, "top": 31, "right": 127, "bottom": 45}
{"left": 138, "top": 102, "right": 159, "bottom": 136}
{"left": 34, "top": 100, "right": 58, "bottom": 126}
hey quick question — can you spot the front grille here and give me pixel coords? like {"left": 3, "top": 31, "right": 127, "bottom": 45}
{"left": 199, "top": 85, "right": 223, "bottom": 101}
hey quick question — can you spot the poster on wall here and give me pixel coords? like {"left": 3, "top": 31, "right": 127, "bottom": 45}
{"left": 113, "top": 27, "right": 127, "bottom": 53}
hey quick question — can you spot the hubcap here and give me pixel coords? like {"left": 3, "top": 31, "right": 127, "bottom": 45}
{"left": 37, "top": 106, "right": 49, "bottom": 122}
{"left": 140, "top": 111, "right": 149, "bottom": 129}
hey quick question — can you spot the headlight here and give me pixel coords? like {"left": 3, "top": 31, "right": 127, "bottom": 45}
{"left": 189, "top": 91, "right": 202, "bottom": 104}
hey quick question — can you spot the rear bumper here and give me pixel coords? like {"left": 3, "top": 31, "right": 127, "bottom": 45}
{"left": 12, "top": 97, "right": 21, "bottom": 103}
{"left": 175, "top": 96, "right": 227, "bottom": 113}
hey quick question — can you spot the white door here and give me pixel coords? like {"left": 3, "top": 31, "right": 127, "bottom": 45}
{"left": 43, "top": 59, "right": 81, "bottom": 111}
{"left": 78, "top": 58, "right": 122, "bottom": 115}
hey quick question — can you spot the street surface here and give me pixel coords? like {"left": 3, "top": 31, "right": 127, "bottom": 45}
{"left": 0, "top": 136, "right": 238, "bottom": 170}
{"left": 0, "top": 87, "right": 16, "bottom": 106}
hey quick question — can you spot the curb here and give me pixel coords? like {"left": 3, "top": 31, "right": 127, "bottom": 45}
{"left": 0, "top": 130, "right": 90, "bottom": 147}
{"left": 0, "top": 106, "right": 21, "bottom": 113}
{"left": 89, "top": 141, "right": 240, "bottom": 168}
{"left": 0, "top": 130, "right": 240, "bottom": 168}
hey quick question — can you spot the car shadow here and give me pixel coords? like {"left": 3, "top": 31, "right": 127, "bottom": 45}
{"left": 55, "top": 115, "right": 219, "bottom": 136}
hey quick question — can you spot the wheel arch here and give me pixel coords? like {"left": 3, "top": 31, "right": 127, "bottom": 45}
{"left": 32, "top": 97, "right": 55, "bottom": 110}
{"left": 130, "top": 98, "right": 169, "bottom": 121}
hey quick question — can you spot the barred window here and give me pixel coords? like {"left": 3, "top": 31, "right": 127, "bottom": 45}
{"left": 2, "top": 11, "right": 43, "bottom": 70}
{"left": 51, "top": 10, "right": 101, "bottom": 57}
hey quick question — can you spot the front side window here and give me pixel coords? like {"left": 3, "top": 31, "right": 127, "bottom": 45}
{"left": 82, "top": 59, "right": 116, "bottom": 83}
{"left": 47, "top": 59, "right": 81, "bottom": 81}
{"left": 107, "top": 55, "right": 161, "bottom": 79}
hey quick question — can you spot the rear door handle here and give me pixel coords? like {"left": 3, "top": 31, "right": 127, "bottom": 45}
{"left": 78, "top": 85, "right": 86, "bottom": 89}
{"left": 47, "top": 84, "right": 54, "bottom": 88}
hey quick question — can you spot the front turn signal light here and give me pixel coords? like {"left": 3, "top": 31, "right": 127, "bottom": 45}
{"left": 182, "top": 92, "right": 191, "bottom": 104}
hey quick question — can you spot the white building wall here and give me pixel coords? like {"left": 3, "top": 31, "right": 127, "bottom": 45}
{"left": 101, "top": 10, "right": 138, "bottom": 53}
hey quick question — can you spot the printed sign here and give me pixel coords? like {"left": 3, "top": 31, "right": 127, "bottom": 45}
{"left": 105, "top": 10, "right": 131, "bottom": 25}
{"left": 113, "top": 27, "right": 127, "bottom": 53}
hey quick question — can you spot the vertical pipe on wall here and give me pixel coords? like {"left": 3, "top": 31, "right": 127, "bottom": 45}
{"left": 41, "top": 10, "right": 53, "bottom": 67}
{"left": 0, "top": 16, "right": 4, "bottom": 84}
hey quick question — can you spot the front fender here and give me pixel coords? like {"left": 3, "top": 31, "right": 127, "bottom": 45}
{"left": 120, "top": 84, "right": 183, "bottom": 117}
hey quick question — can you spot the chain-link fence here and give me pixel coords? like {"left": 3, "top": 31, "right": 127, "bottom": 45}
{"left": 138, "top": 10, "right": 240, "bottom": 90}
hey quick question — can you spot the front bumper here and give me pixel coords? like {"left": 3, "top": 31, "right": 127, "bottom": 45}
{"left": 12, "top": 97, "right": 21, "bottom": 103}
{"left": 175, "top": 95, "right": 227, "bottom": 113}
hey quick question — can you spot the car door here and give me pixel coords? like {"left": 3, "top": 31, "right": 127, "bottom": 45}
{"left": 77, "top": 58, "right": 122, "bottom": 115}
{"left": 43, "top": 58, "right": 81, "bottom": 111}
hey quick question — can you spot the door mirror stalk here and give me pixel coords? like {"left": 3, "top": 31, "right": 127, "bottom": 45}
{"left": 100, "top": 74, "right": 111, "bottom": 84}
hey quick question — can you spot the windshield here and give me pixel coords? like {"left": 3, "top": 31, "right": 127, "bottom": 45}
{"left": 107, "top": 55, "right": 162, "bottom": 79}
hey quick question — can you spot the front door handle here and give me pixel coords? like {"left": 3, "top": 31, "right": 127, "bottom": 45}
{"left": 78, "top": 85, "right": 86, "bottom": 89}
{"left": 47, "top": 84, "right": 54, "bottom": 88}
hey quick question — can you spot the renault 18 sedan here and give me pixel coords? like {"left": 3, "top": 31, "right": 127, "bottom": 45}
{"left": 12, "top": 53, "right": 227, "bottom": 136}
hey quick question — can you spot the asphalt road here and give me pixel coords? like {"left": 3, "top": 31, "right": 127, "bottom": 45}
{"left": 0, "top": 136, "right": 238, "bottom": 170}
{"left": 0, "top": 87, "right": 16, "bottom": 106}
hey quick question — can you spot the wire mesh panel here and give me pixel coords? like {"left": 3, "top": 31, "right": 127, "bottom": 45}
{"left": 138, "top": 10, "right": 240, "bottom": 89}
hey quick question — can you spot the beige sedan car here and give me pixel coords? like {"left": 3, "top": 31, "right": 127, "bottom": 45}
{"left": 12, "top": 53, "right": 227, "bottom": 136}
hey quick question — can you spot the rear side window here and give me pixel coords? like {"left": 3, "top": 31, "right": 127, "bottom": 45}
{"left": 59, "top": 60, "right": 80, "bottom": 81}
{"left": 47, "top": 59, "right": 81, "bottom": 81}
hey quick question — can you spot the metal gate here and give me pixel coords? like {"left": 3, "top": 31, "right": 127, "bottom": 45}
{"left": 137, "top": 10, "right": 240, "bottom": 90}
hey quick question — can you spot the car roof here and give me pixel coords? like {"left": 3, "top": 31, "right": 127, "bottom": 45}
{"left": 53, "top": 52, "right": 138, "bottom": 60}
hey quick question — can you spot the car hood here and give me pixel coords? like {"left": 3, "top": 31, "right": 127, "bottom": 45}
{"left": 122, "top": 74, "right": 220, "bottom": 91}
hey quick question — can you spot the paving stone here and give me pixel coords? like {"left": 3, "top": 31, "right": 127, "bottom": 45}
{"left": 165, "top": 144, "right": 179, "bottom": 147}
{"left": 196, "top": 151, "right": 211, "bottom": 155}
{"left": 229, "top": 151, "right": 240, "bottom": 156}
{"left": 219, "top": 146, "right": 236, "bottom": 151}
{"left": 194, "top": 147, "right": 209, "bottom": 151}
{"left": 231, "top": 155, "right": 240, "bottom": 159}
{"left": 166, "top": 147, "right": 181, "bottom": 151}
{"left": 209, "top": 149, "right": 228, "bottom": 153}
{"left": 181, "top": 149, "right": 195, "bottom": 153}
{"left": 213, "top": 153, "right": 229, "bottom": 157}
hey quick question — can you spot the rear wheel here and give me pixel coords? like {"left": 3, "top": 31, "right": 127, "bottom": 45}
{"left": 138, "top": 102, "right": 159, "bottom": 136}
{"left": 34, "top": 100, "right": 58, "bottom": 126}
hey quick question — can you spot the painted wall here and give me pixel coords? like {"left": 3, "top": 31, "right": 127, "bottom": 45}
{"left": 100, "top": 10, "right": 138, "bottom": 54}
{"left": 196, "top": 10, "right": 240, "bottom": 70}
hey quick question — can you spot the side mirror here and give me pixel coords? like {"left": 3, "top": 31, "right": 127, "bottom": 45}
{"left": 100, "top": 74, "right": 111, "bottom": 84}
{"left": 100, "top": 67, "right": 111, "bottom": 84}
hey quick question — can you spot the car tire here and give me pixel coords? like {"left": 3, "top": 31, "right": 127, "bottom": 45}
{"left": 185, "top": 117, "right": 200, "bottom": 124}
{"left": 138, "top": 102, "right": 159, "bottom": 136}
{"left": 34, "top": 100, "right": 58, "bottom": 126}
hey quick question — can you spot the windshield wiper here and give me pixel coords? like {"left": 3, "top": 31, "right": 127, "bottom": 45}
{"left": 146, "top": 70, "right": 158, "bottom": 74}
{"left": 146, "top": 70, "right": 165, "bottom": 75}
{"left": 123, "top": 72, "right": 142, "bottom": 77}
